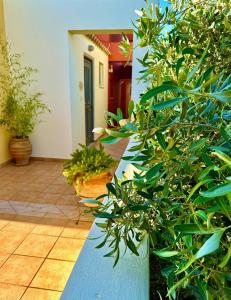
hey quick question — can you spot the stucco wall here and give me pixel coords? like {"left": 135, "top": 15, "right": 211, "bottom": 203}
{"left": 3, "top": 0, "right": 146, "bottom": 159}
{"left": 69, "top": 34, "right": 108, "bottom": 148}
{"left": 0, "top": 0, "right": 10, "bottom": 165}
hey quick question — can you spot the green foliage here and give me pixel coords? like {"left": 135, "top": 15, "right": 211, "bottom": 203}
{"left": 0, "top": 42, "right": 49, "bottom": 138}
{"left": 63, "top": 144, "right": 115, "bottom": 193}
{"left": 88, "top": 1, "right": 231, "bottom": 299}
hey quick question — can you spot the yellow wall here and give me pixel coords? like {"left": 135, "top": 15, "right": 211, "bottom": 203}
{"left": 0, "top": 0, "right": 10, "bottom": 164}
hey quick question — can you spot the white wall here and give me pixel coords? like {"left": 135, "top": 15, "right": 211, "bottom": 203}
{"left": 69, "top": 34, "right": 108, "bottom": 148}
{"left": 3, "top": 0, "right": 146, "bottom": 158}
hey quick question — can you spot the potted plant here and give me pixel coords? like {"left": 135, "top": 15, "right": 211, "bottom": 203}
{"left": 63, "top": 144, "right": 115, "bottom": 206}
{"left": 82, "top": 1, "right": 231, "bottom": 299}
{"left": 0, "top": 42, "right": 49, "bottom": 165}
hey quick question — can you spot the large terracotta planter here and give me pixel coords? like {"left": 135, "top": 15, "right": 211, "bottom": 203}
{"left": 74, "top": 172, "right": 112, "bottom": 207}
{"left": 9, "top": 137, "right": 32, "bottom": 166}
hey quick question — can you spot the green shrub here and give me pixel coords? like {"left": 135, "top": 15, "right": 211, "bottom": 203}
{"left": 0, "top": 42, "right": 49, "bottom": 138}
{"left": 63, "top": 144, "right": 115, "bottom": 192}
{"left": 84, "top": 1, "right": 231, "bottom": 299}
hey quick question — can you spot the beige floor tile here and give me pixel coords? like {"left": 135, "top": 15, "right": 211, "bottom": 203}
{"left": 0, "top": 231, "right": 28, "bottom": 253}
{"left": 21, "top": 288, "right": 61, "bottom": 300}
{"left": 48, "top": 237, "right": 85, "bottom": 261}
{"left": 0, "top": 283, "right": 26, "bottom": 300}
{"left": 2, "top": 220, "right": 36, "bottom": 233}
{"left": 30, "top": 259, "right": 74, "bottom": 291}
{"left": 32, "top": 223, "right": 64, "bottom": 237}
{"left": 14, "top": 234, "right": 58, "bottom": 257}
{"left": 0, "top": 253, "right": 10, "bottom": 268}
{"left": 61, "top": 221, "right": 92, "bottom": 239}
{"left": 0, "top": 255, "right": 44, "bottom": 286}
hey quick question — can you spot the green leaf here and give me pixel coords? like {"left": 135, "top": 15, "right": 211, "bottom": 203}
{"left": 213, "top": 151, "right": 231, "bottom": 167}
{"left": 189, "top": 138, "right": 207, "bottom": 152}
{"left": 187, "top": 179, "right": 213, "bottom": 201}
{"left": 210, "top": 90, "right": 231, "bottom": 103}
{"left": 100, "top": 135, "right": 121, "bottom": 144}
{"left": 186, "top": 41, "right": 210, "bottom": 83}
{"left": 105, "top": 128, "right": 133, "bottom": 138}
{"left": 122, "top": 155, "right": 149, "bottom": 161}
{"left": 153, "top": 250, "right": 179, "bottom": 257}
{"left": 105, "top": 111, "right": 120, "bottom": 121}
{"left": 106, "top": 183, "right": 117, "bottom": 196}
{"left": 156, "top": 131, "right": 167, "bottom": 150}
{"left": 176, "top": 57, "right": 184, "bottom": 77}
{"left": 95, "top": 238, "right": 108, "bottom": 249}
{"left": 95, "top": 212, "right": 120, "bottom": 219}
{"left": 128, "top": 101, "right": 134, "bottom": 117}
{"left": 197, "top": 230, "right": 224, "bottom": 259}
{"left": 146, "top": 163, "right": 163, "bottom": 179}
{"left": 141, "top": 84, "right": 183, "bottom": 103}
{"left": 174, "top": 224, "right": 214, "bottom": 234}
{"left": 127, "top": 236, "right": 139, "bottom": 256}
{"left": 182, "top": 47, "right": 195, "bottom": 55}
{"left": 167, "top": 271, "right": 193, "bottom": 297}
{"left": 129, "top": 204, "right": 151, "bottom": 211}
{"left": 152, "top": 96, "right": 189, "bottom": 111}
{"left": 219, "top": 244, "right": 231, "bottom": 268}
{"left": 200, "top": 183, "right": 231, "bottom": 198}
{"left": 195, "top": 210, "right": 208, "bottom": 222}
{"left": 177, "top": 230, "right": 224, "bottom": 274}
{"left": 80, "top": 199, "right": 103, "bottom": 206}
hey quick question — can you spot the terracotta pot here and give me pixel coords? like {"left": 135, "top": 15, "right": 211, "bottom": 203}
{"left": 74, "top": 172, "right": 112, "bottom": 207}
{"left": 9, "top": 137, "right": 32, "bottom": 166}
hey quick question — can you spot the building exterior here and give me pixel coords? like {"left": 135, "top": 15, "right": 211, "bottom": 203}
{"left": 0, "top": 0, "right": 10, "bottom": 165}
{"left": 0, "top": 0, "right": 146, "bottom": 162}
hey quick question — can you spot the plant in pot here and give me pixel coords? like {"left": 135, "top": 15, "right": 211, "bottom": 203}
{"left": 63, "top": 144, "right": 115, "bottom": 207}
{"left": 0, "top": 42, "right": 49, "bottom": 165}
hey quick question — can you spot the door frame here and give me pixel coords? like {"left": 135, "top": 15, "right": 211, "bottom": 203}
{"left": 84, "top": 55, "right": 94, "bottom": 145}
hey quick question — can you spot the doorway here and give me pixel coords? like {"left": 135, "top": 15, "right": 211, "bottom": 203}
{"left": 84, "top": 56, "right": 94, "bottom": 145}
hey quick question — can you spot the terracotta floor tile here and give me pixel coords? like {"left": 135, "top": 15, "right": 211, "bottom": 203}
{"left": 48, "top": 237, "right": 85, "bottom": 261}
{"left": 45, "top": 184, "right": 67, "bottom": 194}
{"left": 14, "top": 234, "right": 58, "bottom": 257}
{"left": 0, "top": 213, "right": 16, "bottom": 221}
{"left": 30, "top": 259, "right": 74, "bottom": 291}
{"left": 0, "top": 219, "right": 9, "bottom": 229}
{"left": 61, "top": 221, "right": 92, "bottom": 239}
{"left": 0, "top": 253, "right": 10, "bottom": 267}
{"left": 31, "top": 223, "right": 64, "bottom": 236}
{"left": 0, "top": 201, "right": 11, "bottom": 210}
{"left": 2, "top": 220, "right": 36, "bottom": 233}
{"left": 44, "top": 212, "right": 68, "bottom": 220}
{"left": 21, "top": 288, "right": 61, "bottom": 300}
{"left": 0, "top": 231, "right": 28, "bottom": 253}
{"left": 0, "top": 283, "right": 26, "bottom": 300}
{"left": 0, "top": 255, "right": 44, "bottom": 286}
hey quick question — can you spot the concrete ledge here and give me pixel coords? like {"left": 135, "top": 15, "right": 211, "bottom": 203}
{"left": 61, "top": 141, "right": 149, "bottom": 300}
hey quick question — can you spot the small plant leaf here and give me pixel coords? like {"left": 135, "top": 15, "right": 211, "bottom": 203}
{"left": 200, "top": 183, "right": 231, "bottom": 198}
{"left": 152, "top": 96, "right": 189, "bottom": 111}
{"left": 153, "top": 250, "right": 179, "bottom": 257}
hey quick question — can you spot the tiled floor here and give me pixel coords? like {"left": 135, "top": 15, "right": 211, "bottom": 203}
{"left": 0, "top": 140, "right": 127, "bottom": 299}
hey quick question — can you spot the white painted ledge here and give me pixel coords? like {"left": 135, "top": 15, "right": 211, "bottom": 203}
{"left": 61, "top": 142, "right": 149, "bottom": 300}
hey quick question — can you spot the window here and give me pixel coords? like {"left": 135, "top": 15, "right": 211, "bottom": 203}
{"left": 99, "top": 62, "right": 104, "bottom": 88}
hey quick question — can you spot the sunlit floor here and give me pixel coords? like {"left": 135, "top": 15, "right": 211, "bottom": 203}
{"left": 0, "top": 139, "right": 128, "bottom": 299}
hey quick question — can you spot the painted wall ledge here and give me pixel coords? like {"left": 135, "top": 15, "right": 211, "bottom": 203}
{"left": 61, "top": 141, "right": 149, "bottom": 300}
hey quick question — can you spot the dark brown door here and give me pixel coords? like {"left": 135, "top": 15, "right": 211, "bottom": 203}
{"left": 84, "top": 57, "right": 94, "bottom": 145}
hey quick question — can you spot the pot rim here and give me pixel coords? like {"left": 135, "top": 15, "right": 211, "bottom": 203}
{"left": 11, "top": 137, "right": 30, "bottom": 141}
